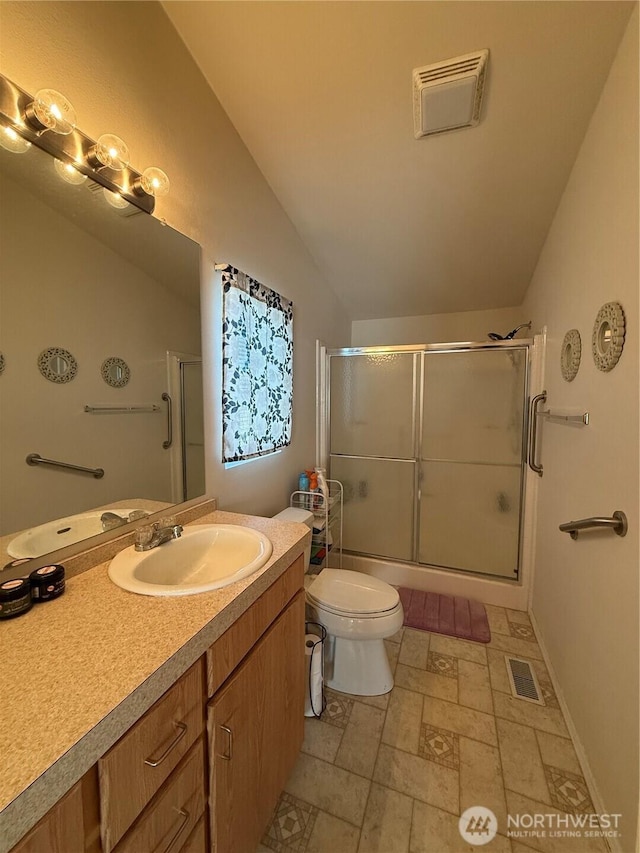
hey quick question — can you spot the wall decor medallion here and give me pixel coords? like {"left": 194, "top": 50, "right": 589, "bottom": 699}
{"left": 0, "top": 352, "right": 5, "bottom": 375}
{"left": 560, "top": 329, "right": 581, "bottom": 382}
{"left": 592, "top": 301, "right": 625, "bottom": 372}
{"left": 101, "top": 356, "right": 130, "bottom": 388}
{"left": 38, "top": 347, "right": 78, "bottom": 383}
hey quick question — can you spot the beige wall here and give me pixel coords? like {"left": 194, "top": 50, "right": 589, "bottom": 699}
{"left": 522, "top": 9, "right": 639, "bottom": 848}
{"left": 0, "top": 1, "right": 351, "bottom": 519}
{"left": 351, "top": 306, "right": 524, "bottom": 347}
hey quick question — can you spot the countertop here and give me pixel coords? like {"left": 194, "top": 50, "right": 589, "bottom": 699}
{"left": 0, "top": 509, "right": 309, "bottom": 853}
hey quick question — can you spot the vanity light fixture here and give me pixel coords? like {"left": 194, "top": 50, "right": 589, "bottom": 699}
{"left": 23, "top": 88, "right": 77, "bottom": 136}
{"left": 133, "top": 166, "right": 170, "bottom": 198}
{"left": 87, "top": 133, "right": 130, "bottom": 171}
{"left": 0, "top": 125, "right": 31, "bottom": 154}
{"left": 54, "top": 158, "right": 88, "bottom": 185}
{"left": 0, "top": 73, "right": 167, "bottom": 214}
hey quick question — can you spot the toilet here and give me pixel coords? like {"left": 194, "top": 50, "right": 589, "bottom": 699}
{"left": 272, "top": 507, "right": 403, "bottom": 696}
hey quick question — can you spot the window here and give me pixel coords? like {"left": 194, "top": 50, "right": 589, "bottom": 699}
{"left": 221, "top": 265, "right": 293, "bottom": 463}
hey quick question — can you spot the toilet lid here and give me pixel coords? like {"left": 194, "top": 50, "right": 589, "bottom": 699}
{"left": 307, "top": 569, "right": 400, "bottom": 615}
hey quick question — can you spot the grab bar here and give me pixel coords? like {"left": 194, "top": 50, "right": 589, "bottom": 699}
{"left": 162, "top": 392, "right": 173, "bottom": 449}
{"left": 528, "top": 391, "right": 547, "bottom": 477}
{"left": 26, "top": 453, "right": 104, "bottom": 479}
{"left": 559, "top": 511, "right": 628, "bottom": 540}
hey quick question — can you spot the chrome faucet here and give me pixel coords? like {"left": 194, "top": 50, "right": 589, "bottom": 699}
{"left": 134, "top": 521, "right": 183, "bottom": 551}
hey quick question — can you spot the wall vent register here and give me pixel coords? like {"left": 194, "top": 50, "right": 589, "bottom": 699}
{"left": 413, "top": 50, "right": 489, "bottom": 138}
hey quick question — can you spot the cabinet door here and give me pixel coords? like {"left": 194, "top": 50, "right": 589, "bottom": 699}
{"left": 208, "top": 592, "right": 305, "bottom": 853}
{"left": 10, "top": 781, "right": 84, "bottom": 853}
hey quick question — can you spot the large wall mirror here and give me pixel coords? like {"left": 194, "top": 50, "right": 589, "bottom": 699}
{"left": 0, "top": 142, "right": 205, "bottom": 568}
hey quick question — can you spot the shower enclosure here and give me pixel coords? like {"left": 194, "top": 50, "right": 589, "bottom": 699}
{"left": 326, "top": 342, "right": 529, "bottom": 581}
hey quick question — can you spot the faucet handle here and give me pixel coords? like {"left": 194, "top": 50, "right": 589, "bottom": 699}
{"left": 135, "top": 525, "right": 155, "bottom": 548}
{"left": 159, "top": 515, "right": 177, "bottom": 529}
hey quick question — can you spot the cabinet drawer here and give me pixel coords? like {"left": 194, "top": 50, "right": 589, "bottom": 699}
{"left": 181, "top": 815, "right": 207, "bottom": 853}
{"left": 99, "top": 660, "right": 204, "bottom": 852}
{"left": 206, "top": 555, "right": 303, "bottom": 695}
{"left": 10, "top": 780, "right": 84, "bottom": 853}
{"left": 113, "top": 739, "right": 205, "bottom": 853}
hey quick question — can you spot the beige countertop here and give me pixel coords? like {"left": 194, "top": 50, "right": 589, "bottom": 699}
{"left": 0, "top": 509, "right": 309, "bottom": 853}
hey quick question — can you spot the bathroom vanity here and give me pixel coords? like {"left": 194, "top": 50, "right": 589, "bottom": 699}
{"left": 0, "top": 509, "right": 309, "bottom": 853}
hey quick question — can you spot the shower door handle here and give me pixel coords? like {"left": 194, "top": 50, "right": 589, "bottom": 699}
{"left": 528, "top": 391, "right": 547, "bottom": 477}
{"left": 162, "top": 392, "right": 173, "bottom": 449}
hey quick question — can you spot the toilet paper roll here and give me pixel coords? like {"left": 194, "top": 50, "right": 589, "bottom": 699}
{"left": 304, "top": 633, "right": 324, "bottom": 717}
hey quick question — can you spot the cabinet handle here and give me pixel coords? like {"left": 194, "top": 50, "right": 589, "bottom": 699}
{"left": 219, "top": 724, "right": 233, "bottom": 760}
{"left": 158, "top": 807, "right": 190, "bottom": 853}
{"left": 144, "top": 721, "right": 187, "bottom": 767}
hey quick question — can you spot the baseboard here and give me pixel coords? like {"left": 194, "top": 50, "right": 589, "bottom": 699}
{"left": 529, "top": 610, "right": 625, "bottom": 853}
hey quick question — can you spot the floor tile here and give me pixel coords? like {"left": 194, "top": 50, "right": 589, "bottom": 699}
{"left": 388, "top": 627, "right": 405, "bottom": 644}
{"left": 398, "top": 628, "right": 431, "bottom": 670}
{"left": 285, "top": 752, "right": 371, "bottom": 826}
{"left": 385, "top": 638, "right": 400, "bottom": 674}
{"left": 374, "top": 743, "right": 459, "bottom": 813}
{"left": 382, "top": 686, "right": 424, "bottom": 755}
{"left": 430, "top": 633, "right": 488, "bottom": 665}
{"left": 423, "top": 696, "right": 497, "bottom": 746}
{"left": 356, "top": 691, "right": 390, "bottom": 711}
{"left": 543, "top": 765, "right": 595, "bottom": 814}
{"left": 426, "top": 651, "right": 458, "bottom": 680}
{"left": 511, "top": 844, "right": 541, "bottom": 853}
{"left": 485, "top": 604, "right": 511, "bottom": 636}
{"left": 410, "top": 801, "right": 512, "bottom": 853}
{"left": 262, "top": 791, "right": 318, "bottom": 853}
{"left": 508, "top": 623, "right": 537, "bottom": 643}
{"left": 459, "top": 736, "right": 509, "bottom": 832}
{"left": 497, "top": 718, "right": 550, "bottom": 804}
{"left": 358, "top": 783, "right": 413, "bottom": 852}
{"left": 335, "top": 701, "right": 386, "bottom": 778}
{"left": 302, "top": 717, "right": 344, "bottom": 763}
{"left": 488, "top": 633, "right": 543, "bottom": 661}
{"left": 535, "top": 731, "right": 582, "bottom": 776}
{"left": 505, "top": 609, "right": 532, "bottom": 627}
{"left": 458, "top": 659, "right": 493, "bottom": 713}
{"left": 487, "top": 648, "right": 513, "bottom": 694}
{"left": 306, "top": 810, "right": 360, "bottom": 853}
{"left": 396, "top": 662, "right": 458, "bottom": 702}
{"left": 492, "top": 692, "right": 569, "bottom": 738}
{"left": 323, "top": 688, "right": 354, "bottom": 729}
{"left": 504, "top": 791, "right": 607, "bottom": 852}
{"left": 418, "top": 723, "right": 460, "bottom": 769}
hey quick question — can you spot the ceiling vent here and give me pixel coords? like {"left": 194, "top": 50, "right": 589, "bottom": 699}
{"left": 413, "top": 49, "right": 489, "bottom": 139}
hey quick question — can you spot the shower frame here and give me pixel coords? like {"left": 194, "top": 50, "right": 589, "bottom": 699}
{"left": 321, "top": 339, "right": 532, "bottom": 583}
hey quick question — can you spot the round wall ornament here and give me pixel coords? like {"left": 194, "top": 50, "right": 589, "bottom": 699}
{"left": 101, "top": 356, "right": 131, "bottom": 388}
{"left": 38, "top": 347, "right": 78, "bottom": 383}
{"left": 592, "top": 301, "right": 625, "bottom": 372}
{"left": 560, "top": 329, "right": 581, "bottom": 382}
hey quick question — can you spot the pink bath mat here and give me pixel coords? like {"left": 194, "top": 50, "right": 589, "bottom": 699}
{"left": 398, "top": 588, "right": 491, "bottom": 644}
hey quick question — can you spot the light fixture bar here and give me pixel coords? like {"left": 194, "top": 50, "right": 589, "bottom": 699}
{"left": 0, "top": 74, "right": 155, "bottom": 214}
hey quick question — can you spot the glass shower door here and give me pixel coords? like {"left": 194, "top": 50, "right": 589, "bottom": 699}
{"left": 418, "top": 348, "right": 527, "bottom": 578}
{"left": 329, "top": 352, "right": 417, "bottom": 561}
{"left": 180, "top": 360, "right": 205, "bottom": 501}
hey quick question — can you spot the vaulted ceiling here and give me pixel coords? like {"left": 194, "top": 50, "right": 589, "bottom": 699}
{"left": 164, "top": 1, "right": 633, "bottom": 320}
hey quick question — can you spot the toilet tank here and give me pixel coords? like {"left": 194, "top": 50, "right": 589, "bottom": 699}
{"left": 272, "top": 507, "right": 314, "bottom": 571}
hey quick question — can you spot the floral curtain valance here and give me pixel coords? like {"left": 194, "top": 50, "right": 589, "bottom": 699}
{"left": 221, "top": 265, "right": 293, "bottom": 463}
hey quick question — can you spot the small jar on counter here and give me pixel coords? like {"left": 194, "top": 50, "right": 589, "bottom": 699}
{"left": 29, "top": 564, "right": 65, "bottom": 602}
{"left": 0, "top": 578, "right": 33, "bottom": 619}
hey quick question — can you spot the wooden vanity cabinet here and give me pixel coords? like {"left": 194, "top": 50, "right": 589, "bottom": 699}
{"left": 8, "top": 554, "right": 305, "bottom": 853}
{"left": 208, "top": 591, "right": 305, "bottom": 853}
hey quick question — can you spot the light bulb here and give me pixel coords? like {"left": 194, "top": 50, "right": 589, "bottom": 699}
{"left": 88, "top": 133, "right": 130, "bottom": 171}
{"left": 54, "top": 158, "right": 88, "bottom": 185}
{"left": 24, "top": 89, "right": 76, "bottom": 135}
{"left": 0, "top": 125, "right": 31, "bottom": 154}
{"left": 134, "top": 166, "right": 170, "bottom": 197}
{"left": 103, "top": 188, "right": 130, "bottom": 209}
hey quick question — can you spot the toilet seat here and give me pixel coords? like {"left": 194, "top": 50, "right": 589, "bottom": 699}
{"left": 306, "top": 568, "right": 399, "bottom": 616}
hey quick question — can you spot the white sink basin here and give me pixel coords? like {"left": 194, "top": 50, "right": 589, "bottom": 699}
{"left": 108, "top": 524, "right": 273, "bottom": 596}
{"left": 8, "top": 508, "right": 141, "bottom": 558}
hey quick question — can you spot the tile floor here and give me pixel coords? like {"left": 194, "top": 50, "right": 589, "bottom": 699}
{"left": 258, "top": 605, "right": 608, "bottom": 853}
